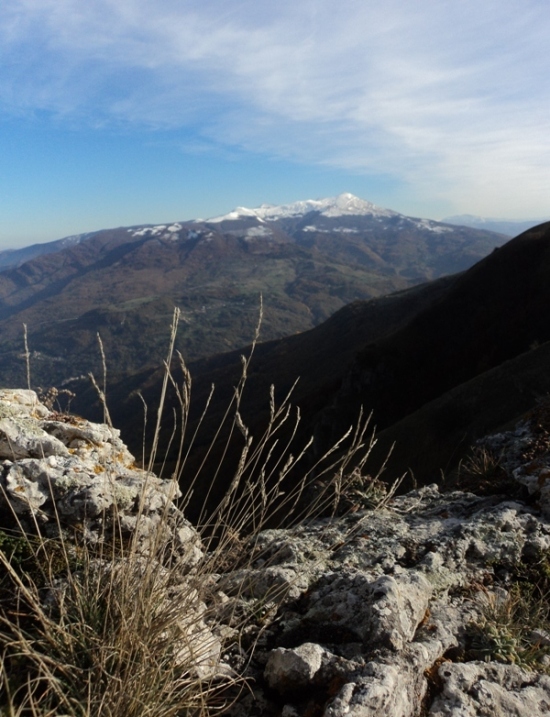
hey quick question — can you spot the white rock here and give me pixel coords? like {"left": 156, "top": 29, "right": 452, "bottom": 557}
{"left": 0, "top": 416, "right": 69, "bottom": 460}
{"left": 265, "top": 643, "right": 325, "bottom": 693}
{"left": 429, "top": 662, "right": 550, "bottom": 716}
{"left": 0, "top": 389, "right": 49, "bottom": 418}
{"left": 0, "top": 390, "right": 199, "bottom": 562}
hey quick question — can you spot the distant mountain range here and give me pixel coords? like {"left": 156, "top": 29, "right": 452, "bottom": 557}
{"left": 205, "top": 192, "right": 398, "bottom": 222}
{"left": 0, "top": 200, "right": 535, "bottom": 272}
{"left": 0, "top": 193, "right": 507, "bottom": 390}
{"left": 85, "top": 220, "right": 550, "bottom": 518}
{"left": 442, "top": 214, "right": 548, "bottom": 237}
{"left": 0, "top": 233, "right": 93, "bottom": 271}
{"left": 3, "top": 191, "right": 547, "bottom": 518}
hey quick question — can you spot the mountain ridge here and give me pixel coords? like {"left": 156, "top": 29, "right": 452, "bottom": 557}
{"left": 83, "top": 221, "right": 550, "bottom": 513}
{"left": 205, "top": 192, "right": 398, "bottom": 222}
{"left": 1, "top": 193, "right": 498, "bottom": 266}
{"left": 0, "top": 194, "right": 506, "bottom": 391}
{"left": 442, "top": 213, "right": 548, "bottom": 237}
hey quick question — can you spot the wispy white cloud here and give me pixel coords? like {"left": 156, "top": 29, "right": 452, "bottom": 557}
{"left": 1, "top": 0, "right": 549, "bottom": 216}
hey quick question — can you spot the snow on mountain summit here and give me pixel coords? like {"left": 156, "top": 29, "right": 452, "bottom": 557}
{"left": 206, "top": 193, "right": 398, "bottom": 223}
{"left": 315, "top": 193, "right": 398, "bottom": 219}
{"left": 207, "top": 206, "right": 265, "bottom": 223}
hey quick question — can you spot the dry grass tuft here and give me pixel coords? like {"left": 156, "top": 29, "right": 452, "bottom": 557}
{"left": 465, "top": 552, "right": 550, "bottom": 672}
{"left": 448, "top": 445, "right": 518, "bottom": 497}
{"left": 0, "top": 307, "right": 381, "bottom": 715}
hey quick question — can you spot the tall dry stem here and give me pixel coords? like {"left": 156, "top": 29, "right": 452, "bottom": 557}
{"left": 22, "top": 324, "right": 31, "bottom": 392}
{"left": 1, "top": 300, "right": 390, "bottom": 715}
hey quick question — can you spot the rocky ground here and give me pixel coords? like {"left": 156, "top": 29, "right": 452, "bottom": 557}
{"left": 216, "top": 400, "right": 550, "bottom": 716}
{"left": 222, "top": 484, "right": 550, "bottom": 716}
{"left": 1, "top": 389, "right": 550, "bottom": 716}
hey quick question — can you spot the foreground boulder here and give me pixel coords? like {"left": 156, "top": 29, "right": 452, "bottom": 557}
{"left": 0, "top": 388, "right": 202, "bottom": 560}
{"left": 0, "top": 389, "right": 222, "bottom": 689}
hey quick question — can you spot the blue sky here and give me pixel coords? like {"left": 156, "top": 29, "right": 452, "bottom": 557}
{"left": 1, "top": 0, "right": 549, "bottom": 247}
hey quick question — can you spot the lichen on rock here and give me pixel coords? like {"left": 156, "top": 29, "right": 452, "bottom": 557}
{"left": 0, "top": 389, "right": 200, "bottom": 562}
{"left": 221, "top": 462, "right": 550, "bottom": 716}
{"left": 2, "top": 389, "right": 550, "bottom": 716}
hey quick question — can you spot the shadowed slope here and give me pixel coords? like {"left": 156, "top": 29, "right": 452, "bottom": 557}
{"left": 321, "top": 222, "right": 550, "bottom": 450}
{"left": 73, "top": 274, "right": 456, "bottom": 516}
{"left": 368, "top": 339, "right": 550, "bottom": 486}
{"left": 78, "top": 224, "right": 550, "bottom": 500}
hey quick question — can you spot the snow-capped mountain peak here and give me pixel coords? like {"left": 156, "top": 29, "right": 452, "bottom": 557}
{"left": 206, "top": 193, "right": 398, "bottom": 223}
{"left": 316, "top": 193, "right": 398, "bottom": 218}
{"left": 207, "top": 206, "right": 266, "bottom": 223}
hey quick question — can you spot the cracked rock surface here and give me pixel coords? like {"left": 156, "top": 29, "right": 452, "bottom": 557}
{"left": 223, "top": 408, "right": 550, "bottom": 717}
{"left": 0, "top": 389, "right": 201, "bottom": 562}
{"left": 2, "top": 389, "right": 550, "bottom": 715}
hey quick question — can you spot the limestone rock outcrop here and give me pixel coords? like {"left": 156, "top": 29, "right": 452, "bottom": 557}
{"left": 0, "top": 389, "right": 217, "bottom": 683}
{"left": 221, "top": 405, "right": 550, "bottom": 716}
{"left": 0, "top": 389, "right": 201, "bottom": 562}
{"left": 2, "top": 388, "right": 550, "bottom": 716}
